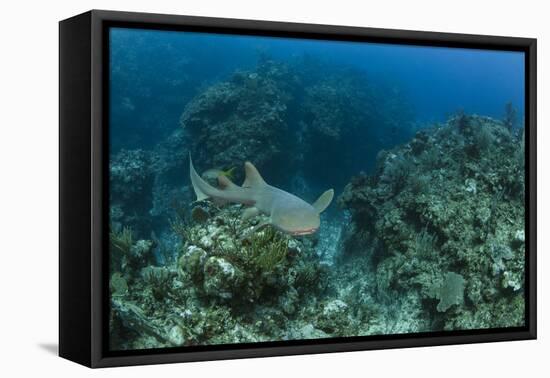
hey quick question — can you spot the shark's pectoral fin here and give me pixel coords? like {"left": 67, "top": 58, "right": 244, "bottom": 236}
{"left": 312, "top": 189, "right": 334, "bottom": 213}
{"left": 211, "top": 172, "right": 239, "bottom": 206}
{"left": 218, "top": 175, "right": 238, "bottom": 190}
{"left": 242, "top": 206, "right": 260, "bottom": 221}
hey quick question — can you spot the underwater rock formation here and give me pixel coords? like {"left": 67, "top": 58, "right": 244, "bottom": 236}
{"left": 299, "top": 69, "right": 413, "bottom": 187}
{"left": 109, "top": 129, "right": 195, "bottom": 238}
{"left": 339, "top": 114, "right": 526, "bottom": 330}
{"left": 109, "top": 149, "right": 156, "bottom": 236}
{"left": 180, "top": 60, "right": 297, "bottom": 180}
{"left": 109, "top": 203, "right": 334, "bottom": 349}
{"left": 110, "top": 226, "right": 156, "bottom": 276}
{"left": 177, "top": 58, "right": 413, "bottom": 189}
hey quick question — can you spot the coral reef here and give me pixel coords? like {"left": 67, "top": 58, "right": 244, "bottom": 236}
{"left": 109, "top": 149, "right": 155, "bottom": 235}
{"left": 299, "top": 68, "right": 413, "bottom": 187}
{"left": 109, "top": 109, "right": 525, "bottom": 350}
{"left": 177, "top": 58, "right": 413, "bottom": 188}
{"left": 180, "top": 59, "right": 297, "bottom": 180}
{"left": 110, "top": 226, "right": 156, "bottom": 275}
{"left": 109, "top": 203, "right": 335, "bottom": 349}
{"left": 339, "top": 114, "right": 525, "bottom": 331}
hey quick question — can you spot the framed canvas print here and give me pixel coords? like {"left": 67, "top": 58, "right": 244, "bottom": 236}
{"left": 59, "top": 10, "right": 536, "bottom": 368}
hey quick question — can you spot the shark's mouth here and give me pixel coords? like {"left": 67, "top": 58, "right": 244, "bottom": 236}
{"left": 291, "top": 227, "right": 318, "bottom": 236}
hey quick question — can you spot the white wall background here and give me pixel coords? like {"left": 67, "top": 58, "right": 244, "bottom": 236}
{"left": 0, "top": 0, "right": 546, "bottom": 376}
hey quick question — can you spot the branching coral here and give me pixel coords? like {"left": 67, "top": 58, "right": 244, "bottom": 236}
{"left": 413, "top": 226, "right": 438, "bottom": 259}
{"left": 110, "top": 226, "right": 155, "bottom": 275}
{"left": 379, "top": 154, "right": 413, "bottom": 195}
{"left": 170, "top": 216, "right": 197, "bottom": 245}
{"left": 247, "top": 227, "right": 288, "bottom": 272}
{"left": 473, "top": 124, "right": 493, "bottom": 153}
{"left": 141, "top": 266, "right": 173, "bottom": 300}
{"left": 454, "top": 109, "right": 471, "bottom": 134}
{"left": 110, "top": 226, "right": 134, "bottom": 255}
{"left": 110, "top": 226, "right": 134, "bottom": 273}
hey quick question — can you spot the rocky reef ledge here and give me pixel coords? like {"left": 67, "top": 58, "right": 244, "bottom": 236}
{"left": 338, "top": 113, "right": 525, "bottom": 331}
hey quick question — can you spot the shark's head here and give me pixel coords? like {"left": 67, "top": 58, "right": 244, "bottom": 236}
{"left": 271, "top": 205, "right": 320, "bottom": 236}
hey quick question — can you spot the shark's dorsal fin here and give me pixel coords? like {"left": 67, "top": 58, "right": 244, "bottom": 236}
{"left": 242, "top": 162, "right": 267, "bottom": 188}
{"left": 312, "top": 189, "right": 334, "bottom": 213}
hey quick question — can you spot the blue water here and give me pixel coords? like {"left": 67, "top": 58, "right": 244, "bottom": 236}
{"left": 110, "top": 27, "right": 524, "bottom": 153}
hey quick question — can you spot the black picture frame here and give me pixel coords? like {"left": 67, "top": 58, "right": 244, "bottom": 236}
{"left": 59, "top": 9, "right": 537, "bottom": 368}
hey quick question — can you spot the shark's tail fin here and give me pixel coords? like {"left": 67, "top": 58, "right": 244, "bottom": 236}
{"left": 190, "top": 156, "right": 257, "bottom": 207}
{"left": 189, "top": 154, "right": 211, "bottom": 201}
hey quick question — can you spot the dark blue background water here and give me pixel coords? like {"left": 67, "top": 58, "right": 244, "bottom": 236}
{"left": 110, "top": 27, "right": 525, "bottom": 156}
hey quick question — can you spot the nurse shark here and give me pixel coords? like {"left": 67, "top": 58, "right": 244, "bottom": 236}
{"left": 189, "top": 155, "right": 334, "bottom": 235}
